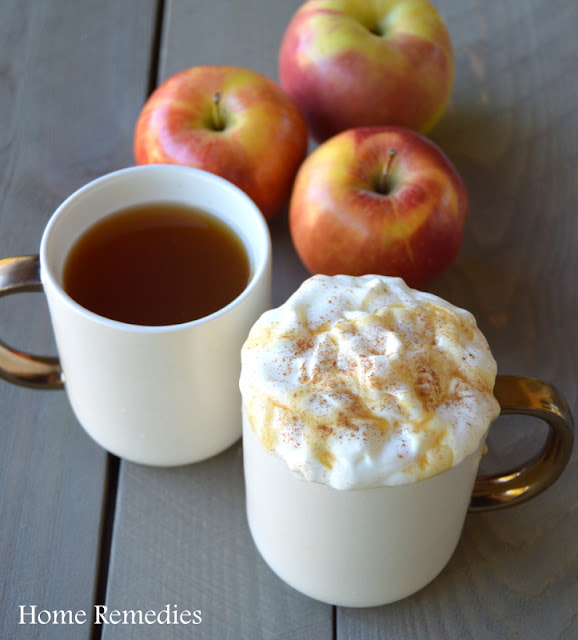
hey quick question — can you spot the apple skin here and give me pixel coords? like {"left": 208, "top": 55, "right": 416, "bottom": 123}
{"left": 279, "top": 0, "right": 454, "bottom": 142}
{"left": 134, "top": 65, "right": 308, "bottom": 222}
{"left": 289, "top": 126, "right": 468, "bottom": 288}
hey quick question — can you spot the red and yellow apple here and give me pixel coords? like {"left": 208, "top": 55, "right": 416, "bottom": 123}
{"left": 279, "top": 0, "right": 454, "bottom": 142}
{"left": 289, "top": 126, "right": 468, "bottom": 288}
{"left": 134, "top": 65, "right": 308, "bottom": 222}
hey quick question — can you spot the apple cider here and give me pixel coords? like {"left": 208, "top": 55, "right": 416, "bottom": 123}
{"left": 63, "top": 202, "right": 250, "bottom": 326}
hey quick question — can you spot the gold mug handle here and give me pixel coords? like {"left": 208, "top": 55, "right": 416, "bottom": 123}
{"left": 0, "top": 255, "right": 64, "bottom": 388}
{"left": 470, "top": 374, "right": 574, "bottom": 511}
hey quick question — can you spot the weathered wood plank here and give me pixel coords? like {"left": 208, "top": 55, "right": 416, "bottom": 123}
{"left": 0, "top": 0, "right": 156, "bottom": 637}
{"left": 338, "top": 0, "right": 578, "bottom": 637}
{"left": 102, "top": 0, "right": 332, "bottom": 638}
{"left": 103, "top": 446, "right": 331, "bottom": 639}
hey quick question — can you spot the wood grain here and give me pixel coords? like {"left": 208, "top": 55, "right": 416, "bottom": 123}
{"left": 103, "top": 1, "right": 332, "bottom": 638}
{"left": 102, "top": 444, "right": 332, "bottom": 640}
{"left": 0, "top": 0, "right": 156, "bottom": 637}
{"left": 105, "top": 0, "right": 577, "bottom": 638}
{"left": 338, "top": 0, "right": 578, "bottom": 637}
{"left": 1, "top": 0, "right": 575, "bottom": 638}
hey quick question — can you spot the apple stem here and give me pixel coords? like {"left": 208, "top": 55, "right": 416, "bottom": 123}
{"left": 378, "top": 148, "right": 397, "bottom": 195}
{"left": 212, "top": 92, "right": 225, "bottom": 131}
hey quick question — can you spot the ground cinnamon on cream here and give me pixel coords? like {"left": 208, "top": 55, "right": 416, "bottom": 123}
{"left": 240, "top": 275, "right": 500, "bottom": 490}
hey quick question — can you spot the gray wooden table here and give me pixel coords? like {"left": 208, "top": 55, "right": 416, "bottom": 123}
{"left": 1, "top": 1, "right": 576, "bottom": 638}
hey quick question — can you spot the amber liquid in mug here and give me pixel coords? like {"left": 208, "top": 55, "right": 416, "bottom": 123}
{"left": 63, "top": 202, "right": 250, "bottom": 326}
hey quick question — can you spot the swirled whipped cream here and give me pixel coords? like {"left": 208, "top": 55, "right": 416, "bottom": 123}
{"left": 240, "top": 275, "right": 500, "bottom": 489}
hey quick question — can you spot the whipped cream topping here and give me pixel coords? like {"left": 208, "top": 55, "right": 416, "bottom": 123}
{"left": 240, "top": 275, "right": 500, "bottom": 489}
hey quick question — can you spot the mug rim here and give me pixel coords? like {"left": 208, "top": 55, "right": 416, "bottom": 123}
{"left": 39, "top": 164, "right": 272, "bottom": 334}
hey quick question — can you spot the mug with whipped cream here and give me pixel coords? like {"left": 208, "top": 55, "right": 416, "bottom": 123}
{"left": 240, "top": 274, "right": 573, "bottom": 607}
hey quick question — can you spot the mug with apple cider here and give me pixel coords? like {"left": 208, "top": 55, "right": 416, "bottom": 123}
{"left": 240, "top": 274, "right": 573, "bottom": 607}
{"left": 63, "top": 201, "right": 250, "bottom": 326}
{"left": 0, "top": 164, "right": 271, "bottom": 466}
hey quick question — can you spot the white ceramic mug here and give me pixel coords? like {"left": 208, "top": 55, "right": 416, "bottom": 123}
{"left": 243, "top": 376, "right": 573, "bottom": 607}
{"left": 0, "top": 165, "right": 271, "bottom": 466}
